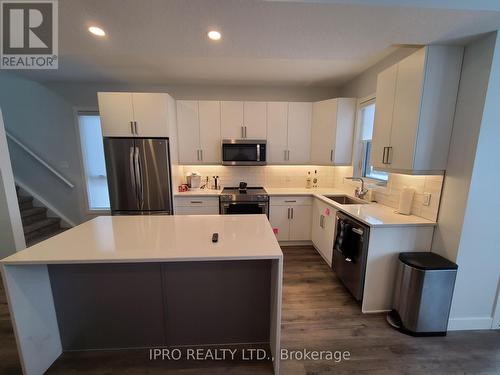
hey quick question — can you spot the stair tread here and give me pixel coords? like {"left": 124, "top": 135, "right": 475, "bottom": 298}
{"left": 23, "top": 217, "right": 60, "bottom": 234}
{"left": 20, "top": 206, "right": 47, "bottom": 217}
{"left": 18, "top": 195, "right": 33, "bottom": 204}
{"left": 27, "top": 228, "right": 68, "bottom": 247}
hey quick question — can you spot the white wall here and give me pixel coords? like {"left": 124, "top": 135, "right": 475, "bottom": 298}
{"left": 0, "top": 108, "right": 26, "bottom": 257}
{"left": 436, "top": 32, "right": 500, "bottom": 330}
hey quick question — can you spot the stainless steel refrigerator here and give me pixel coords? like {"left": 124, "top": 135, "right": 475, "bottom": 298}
{"left": 103, "top": 138, "right": 173, "bottom": 215}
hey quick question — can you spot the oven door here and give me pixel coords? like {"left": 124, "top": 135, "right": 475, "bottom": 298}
{"left": 222, "top": 140, "right": 266, "bottom": 166}
{"left": 220, "top": 202, "right": 269, "bottom": 217}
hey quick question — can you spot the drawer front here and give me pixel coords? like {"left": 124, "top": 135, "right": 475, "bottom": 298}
{"left": 174, "top": 206, "right": 219, "bottom": 215}
{"left": 270, "top": 196, "right": 312, "bottom": 206}
{"left": 174, "top": 197, "right": 219, "bottom": 207}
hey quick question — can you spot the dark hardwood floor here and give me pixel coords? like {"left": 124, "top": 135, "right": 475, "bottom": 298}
{"left": 1, "top": 246, "right": 499, "bottom": 374}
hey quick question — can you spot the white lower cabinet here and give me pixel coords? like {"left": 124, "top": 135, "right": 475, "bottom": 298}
{"left": 311, "top": 198, "right": 337, "bottom": 265}
{"left": 174, "top": 197, "right": 219, "bottom": 215}
{"left": 269, "top": 196, "right": 312, "bottom": 241}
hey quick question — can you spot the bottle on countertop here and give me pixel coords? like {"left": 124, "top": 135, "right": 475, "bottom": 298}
{"left": 312, "top": 170, "right": 318, "bottom": 188}
{"left": 306, "top": 171, "right": 312, "bottom": 189}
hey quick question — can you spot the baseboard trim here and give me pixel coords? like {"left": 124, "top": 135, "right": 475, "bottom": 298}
{"left": 447, "top": 317, "right": 494, "bottom": 331}
{"left": 15, "top": 179, "right": 76, "bottom": 228}
{"left": 278, "top": 240, "right": 313, "bottom": 247}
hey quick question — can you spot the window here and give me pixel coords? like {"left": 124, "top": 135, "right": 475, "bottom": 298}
{"left": 358, "top": 101, "right": 388, "bottom": 182}
{"left": 77, "top": 113, "right": 110, "bottom": 211}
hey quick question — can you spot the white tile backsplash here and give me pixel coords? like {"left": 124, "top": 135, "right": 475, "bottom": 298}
{"left": 179, "top": 164, "right": 444, "bottom": 221}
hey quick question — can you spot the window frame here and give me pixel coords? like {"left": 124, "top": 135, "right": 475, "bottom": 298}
{"left": 74, "top": 107, "right": 111, "bottom": 214}
{"left": 353, "top": 95, "right": 388, "bottom": 186}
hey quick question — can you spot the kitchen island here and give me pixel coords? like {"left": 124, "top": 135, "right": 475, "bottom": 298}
{"left": 1, "top": 215, "right": 283, "bottom": 375}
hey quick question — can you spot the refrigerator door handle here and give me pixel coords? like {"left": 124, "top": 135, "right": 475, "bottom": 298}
{"left": 134, "top": 146, "right": 144, "bottom": 208}
{"left": 129, "top": 146, "right": 137, "bottom": 202}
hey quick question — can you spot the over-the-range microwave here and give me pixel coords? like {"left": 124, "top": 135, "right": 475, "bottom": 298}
{"left": 222, "top": 139, "right": 267, "bottom": 166}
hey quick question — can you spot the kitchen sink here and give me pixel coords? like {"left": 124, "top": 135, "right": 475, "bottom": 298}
{"left": 323, "top": 195, "right": 368, "bottom": 205}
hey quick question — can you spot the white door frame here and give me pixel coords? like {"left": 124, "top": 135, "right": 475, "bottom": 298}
{"left": 492, "top": 279, "right": 500, "bottom": 329}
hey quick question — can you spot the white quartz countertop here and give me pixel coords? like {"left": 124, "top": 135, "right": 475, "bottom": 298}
{"left": 175, "top": 187, "right": 436, "bottom": 227}
{"left": 1, "top": 215, "right": 282, "bottom": 265}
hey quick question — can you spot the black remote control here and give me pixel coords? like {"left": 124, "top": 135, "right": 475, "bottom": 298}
{"left": 212, "top": 233, "right": 218, "bottom": 243}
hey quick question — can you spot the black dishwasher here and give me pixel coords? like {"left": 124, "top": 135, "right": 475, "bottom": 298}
{"left": 332, "top": 212, "right": 370, "bottom": 301}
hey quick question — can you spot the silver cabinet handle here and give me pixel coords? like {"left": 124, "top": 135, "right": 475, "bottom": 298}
{"left": 330, "top": 149, "right": 334, "bottom": 162}
{"left": 320, "top": 214, "right": 324, "bottom": 228}
{"left": 345, "top": 258, "right": 352, "bottom": 263}
{"left": 287, "top": 207, "right": 291, "bottom": 219}
{"left": 244, "top": 126, "right": 247, "bottom": 138}
{"left": 200, "top": 149, "right": 203, "bottom": 161}
{"left": 284, "top": 150, "right": 287, "bottom": 161}
{"left": 352, "top": 227, "right": 364, "bottom": 235}
{"left": 130, "top": 121, "right": 134, "bottom": 135}
{"left": 284, "top": 200, "right": 296, "bottom": 203}
{"left": 241, "top": 126, "right": 244, "bottom": 138}
{"left": 387, "top": 146, "right": 392, "bottom": 164}
{"left": 190, "top": 201, "right": 203, "bottom": 204}
{"left": 382, "top": 147, "right": 387, "bottom": 164}
{"left": 290, "top": 207, "right": 294, "bottom": 219}
{"left": 134, "top": 121, "right": 138, "bottom": 135}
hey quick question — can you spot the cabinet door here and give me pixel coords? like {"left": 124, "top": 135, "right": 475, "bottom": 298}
{"left": 311, "top": 199, "right": 322, "bottom": 249}
{"left": 321, "top": 207, "right": 337, "bottom": 266}
{"left": 310, "top": 100, "right": 336, "bottom": 165}
{"left": 289, "top": 205, "right": 312, "bottom": 241}
{"left": 199, "top": 101, "right": 221, "bottom": 163}
{"left": 269, "top": 205, "right": 290, "bottom": 241}
{"left": 390, "top": 48, "right": 426, "bottom": 171}
{"left": 244, "top": 102, "right": 267, "bottom": 139}
{"left": 176, "top": 100, "right": 200, "bottom": 164}
{"left": 372, "top": 65, "right": 398, "bottom": 169}
{"left": 288, "top": 102, "right": 312, "bottom": 164}
{"left": 333, "top": 99, "right": 355, "bottom": 165}
{"left": 174, "top": 206, "right": 219, "bottom": 215}
{"left": 221, "top": 101, "right": 244, "bottom": 139}
{"left": 132, "top": 93, "right": 169, "bottom": 137}
{"left": 98, "top": 92, "right": 134, "bottom": 137}
{"left": 267, "top": 102, "right": 288, "bottom": 163}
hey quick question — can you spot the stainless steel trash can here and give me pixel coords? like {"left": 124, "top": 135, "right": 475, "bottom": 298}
{"left": 387, "top": 252, "right": 458, "bottom": 336}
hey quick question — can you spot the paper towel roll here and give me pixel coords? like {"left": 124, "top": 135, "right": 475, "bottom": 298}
{"left": 398, "top": 187, "right": 415, "bottom": 215}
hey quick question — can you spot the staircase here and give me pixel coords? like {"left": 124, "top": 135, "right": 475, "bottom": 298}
{"left": 16, "top": 186, "right": 67, "bottom": 246}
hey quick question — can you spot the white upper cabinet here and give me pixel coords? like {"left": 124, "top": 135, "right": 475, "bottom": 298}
{"left": 244, "top": 101, "right": 267, "bottom": 139}
{"left": 221, "top": 101, "right": 244, "bottom": 139}
{"left": 287, "top": 102, "right": 312, "bottom": 164}
{"left": 371, "top": 65, "right": 397, "bottom": 170}
{"left": 176, "top": 100, "right": 221, "bottom": 164}
{"left": 221, "top": 101, "right": 267, "bottom": 139}
{"left": 131, "top": 93, "right": 169, "bottom": 137}
{"left": 267, "top": 102, "right": 289, "bottom": 163}
{"left": 98, "top": 92, "right": 170, "bottom": 137}
{"left": 176, "top": 100, "right": 200, "bottom": 164}
{"left": 198, "top": 101, "right": 222, "bottom": 163}
{"left": 371, "top": 45, "right": 463, "bottom": 174}
{"left": 97, "top": 93, "right": 135, "bottom": 137}
{"left": 267, "top": 102, "right": 312, "bottom": 164}
{"left": 310, "top": 98, "right": 356, "bottom": 165}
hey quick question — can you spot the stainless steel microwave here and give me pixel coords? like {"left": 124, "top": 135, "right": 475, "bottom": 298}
{"left": 222, "top": 139, "right": 267, "bottom": 166}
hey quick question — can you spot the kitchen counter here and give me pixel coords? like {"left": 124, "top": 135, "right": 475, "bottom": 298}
{"left": 174, "top": 187, "right": 436, "bottom": 227}
{"left": 1, "top": 215, "right": 283, "bottom": 375}
{"left": 1, "top": 215, "right": 282, "bottom": 264}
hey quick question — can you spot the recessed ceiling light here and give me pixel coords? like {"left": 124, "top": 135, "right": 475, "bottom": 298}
{"left": 207, "top": 30, "right": 221, "bottom": 41}
{"left": 88, "top": 26, "right": 106, "bottom": 37}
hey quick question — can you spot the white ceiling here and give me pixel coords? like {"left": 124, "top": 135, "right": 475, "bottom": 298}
{"left": 15, "top": 0, "right": 500, "bottom": 87}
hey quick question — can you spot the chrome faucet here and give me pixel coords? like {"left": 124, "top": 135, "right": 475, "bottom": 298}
{"left": 345, "top": 177, "right": 368, "bottom": 199}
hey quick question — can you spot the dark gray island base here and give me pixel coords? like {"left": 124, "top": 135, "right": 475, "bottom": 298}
{"left": 49, "top": 260, "right": 272, "bottom": 350}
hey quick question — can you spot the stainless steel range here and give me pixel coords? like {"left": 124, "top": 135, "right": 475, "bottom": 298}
{"left": 219, "top": 184, "right": 269, "bottom": 217}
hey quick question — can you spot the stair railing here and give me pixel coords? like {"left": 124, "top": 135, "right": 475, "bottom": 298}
{"left": 6, "top": 131, "right": 75, "bottom": 189}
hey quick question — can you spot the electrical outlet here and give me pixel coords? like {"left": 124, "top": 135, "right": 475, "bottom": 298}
{"left": 422, "top": 193, "right": 431, "bottom": 206}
